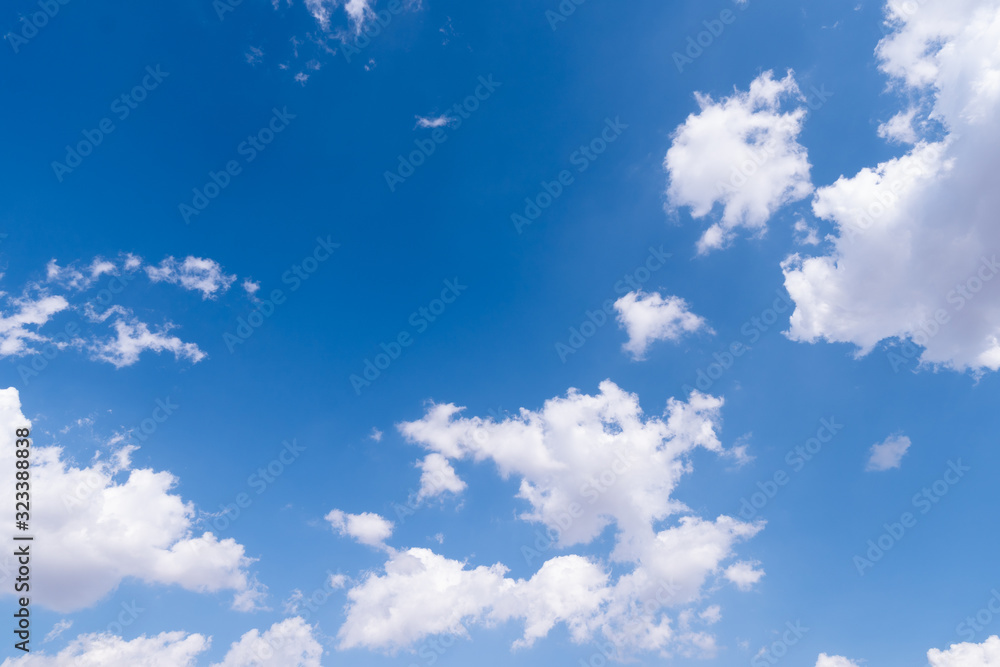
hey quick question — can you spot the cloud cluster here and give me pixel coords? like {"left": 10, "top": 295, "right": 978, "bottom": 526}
{"left": 332, "top": 382, "right": 763, "bottom": 657}
{"left": 665, "top": 70, "right": 813, "bottom": 254}
{"left": 2, "top": 253, "right": 244, "bottom": 369}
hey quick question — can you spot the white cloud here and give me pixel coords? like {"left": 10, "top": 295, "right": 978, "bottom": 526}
{"left": 43, "top": 620, "right": 73, "bottom": 643}
{"left": 416, "top": 114, "right": 456, "bottom": 129}
{"left": 928, "top": 635, "right": 1000, "bottom": 666}
{"left": 415, "top": 452, "right": 467, "bottom": 500}
{"left": 344, "top": 382, "right": 765, "bottom": 656}
{"left": 0, "top": 619, "right": 323, "bottom": 667}
{"left": 89, "top": 318, "right": 206, "bottom": 368}
{"left": 306, "top": 0, "right": 376, "bottom": 32}
{"left": 724, "top": 560, "right": 765, "bottom": 590}
{"left": 878, "top": 107, "right": 920, "bottom": 144}
{"left": 0, "top": 293, "right": 70, "bottom": 356}
{"left": 614, "top": 290, "right": 711, "bottom": 359}
{"left": 242, "top": 279, "right": 261, "bottom": 297}
{"left": 211, "top": 617, "right": 323, "bottom": 667}
{"left": 793, "top": 217, "right": 821, "bottom": 246}
{"left": 326, "top": 509, "right": 393, "bottom": 549}
{"left": 665, "top": 70, "right": 813, "bottom": 254}
{"left": 0, "top": 631, "right": 210, "bottom": 666}
{"left": 816, "top": 654, "right": 862, "bottom": 667}
{"left": 783, "top": 0, "right": 1000, "bottom": 373}
{"left": 146, "top": 257, "right": 236, "bottom": 299}
{"left": 0, "top": 388, "right": 260, "bottom": 613}
{"left": 866, "top": 433, "right": 911, "bottom": 471}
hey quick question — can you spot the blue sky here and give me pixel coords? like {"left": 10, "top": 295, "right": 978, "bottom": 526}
{"left": 3, "top": 0, "right": 1000, "bottom": 665}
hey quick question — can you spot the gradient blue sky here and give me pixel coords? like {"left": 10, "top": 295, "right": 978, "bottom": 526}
{"left": 3, "top": 0, "right": 1000, "bottom": 665}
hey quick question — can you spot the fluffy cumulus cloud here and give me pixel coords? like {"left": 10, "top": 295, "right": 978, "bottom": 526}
{"left": 0, "top": 618, "right": 323, "bottom": 667}
{"left": 614, "top": 290, "right": 711, "bottom": 359}
{"left": 145, "top": 256, "right": 236, "bottom": 299}
{"left": 783, "top": 0, "right": 1000, "bottom": 372}
{"left": 326, "top": 509, "right": 393, "bottom": 549}
{"left": 0, "top": 388, "right": 261, "bottom": 613}
{"left": 866, "top": 433, "right": 912, "bottom": 471}
{"left": 212, "top": 617, "right": 324, "bottom": 667}
{"left": 334, "top": 382, "right": 763, "bottom": 657}
{"left": 665, "top": 70, "right": 813, "bottom": 254}
{"left": 928, "top": 635, "right": 1000, "bottom": 666}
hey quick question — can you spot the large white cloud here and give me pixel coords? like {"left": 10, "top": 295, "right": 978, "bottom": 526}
{"left": 335, "top": 382, "right": 763, "bottom": 657}
{"left": 614, "top": 290, "right": 711, "bottom": 360}
{"left": 0, "top": 388, "right": 261, "bottom": 613}
{"left": 783, "top": 0, "right": 1000, "bottom": 372}
{"left": 665, "top": 70, "right": 813, "bottom": 254}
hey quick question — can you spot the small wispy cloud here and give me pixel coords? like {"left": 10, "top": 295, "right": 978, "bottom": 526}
{"left": 415, "top": 114, "right": 456, "bottom": 129}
